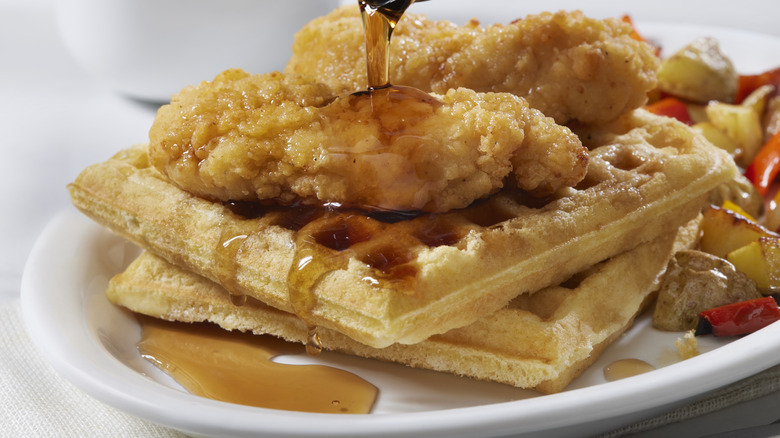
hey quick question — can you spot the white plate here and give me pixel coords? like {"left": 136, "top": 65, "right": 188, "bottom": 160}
{"left": 22, "top": 22, "right": 780, "bottom": 438}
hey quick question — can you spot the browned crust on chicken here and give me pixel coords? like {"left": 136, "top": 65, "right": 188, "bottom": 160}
{"left": 286, "top": 7, "right": 660, "bottom": 125}
{"left": 148, "top": 69, "right": 587, "bottom": 213}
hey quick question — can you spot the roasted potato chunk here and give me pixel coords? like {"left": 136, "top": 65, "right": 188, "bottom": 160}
{"left": 656, "top": 37, "right": 737, "bottom": 103}
{"left": 653, "top": 250, "right": 761, "bottom": 331}
{"left": 700, "top": 204, "right": 778, "bottom": 258}
{"left": 706, "top": 102, "right": 764, "bottom": 165}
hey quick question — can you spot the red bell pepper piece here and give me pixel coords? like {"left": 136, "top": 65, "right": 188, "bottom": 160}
{"left": 644, "top": 97, "right": 693, "bottom": 125}
{"left": 745, "top": 131, "right": 780, "bottom": 196}
{"left": 735, "top": 66, "right": 780, "bottom": 104}
{"left": 698, "top": 296, "right": 780, "bottom": 337}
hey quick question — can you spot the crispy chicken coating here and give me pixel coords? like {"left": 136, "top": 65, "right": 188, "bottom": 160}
{"left": 148, "top": 69, "right": 587, "bottom": 212}
{"left": 285, "top": 7, "right": 660, "bottom": 125}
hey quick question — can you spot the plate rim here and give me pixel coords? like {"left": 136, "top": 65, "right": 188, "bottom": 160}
{"left": 21, "top": 208, "right": 780, "bottom": 437}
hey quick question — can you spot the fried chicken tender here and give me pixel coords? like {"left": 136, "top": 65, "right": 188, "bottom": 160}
{"left": 148, "top": 69, "right": 587, "bottom": 212}
{"left": 285, "top": 7, "right": 660, "bottom": 125}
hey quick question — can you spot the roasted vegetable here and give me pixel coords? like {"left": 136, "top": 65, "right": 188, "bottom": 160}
{"left": 653, "top": 250, "right": 761, "bottom": 331}
{"left": 727, "top": 236, "right": 780, "bottom": 292}
{"left": 645, "top": 97, "right": 692, "bottom": 125}
{"left": 765, "top": 96, "right": 780, "bottom": 141}
{"left": 735, "top": 66, "right": 780, "bottom": 104}
{"left": 740, "top": 84, "right": 774, "bottom": 118}
{"left": 656, "top": 37, "right": 737, "bottom": 103}
{"left": 696, "top": 296, "right": 780, "bottom": 337}
{"left": 700, "top": 204, "right": 779, "bottom": 259}
{"left": 706, "top": 101, "right": 764, "bottom": 166}
{"left": 763, "top": 189, "right": 780, "bottom": 233}
{"left": 693, "top": 121, "right": 739, "bottom": 154}
{"left": 707, "top": 174, "right": 764, "bottom": 219}
{"left": 648, "top": 35, "right": 780, "bottom": 339}
{"left": 700, "top": 204, "right": 780, "bottom": 293}
{"left": 744, "top": 131, "right": 780, "bottom": 196}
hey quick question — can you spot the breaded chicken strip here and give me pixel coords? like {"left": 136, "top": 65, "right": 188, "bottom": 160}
{"left": 149, "top": 69, "right": 586, "bottom": 213}
{"left": 285, "top": 7, "right": 660, "bottom": 125}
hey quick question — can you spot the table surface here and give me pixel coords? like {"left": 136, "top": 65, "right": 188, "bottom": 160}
{"left": 2, "top": 0, "right": 779, "bottom": 436}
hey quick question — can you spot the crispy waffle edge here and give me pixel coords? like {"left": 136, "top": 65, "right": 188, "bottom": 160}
{"left": 105, "top": 217, "right": 701, "bottom": 393}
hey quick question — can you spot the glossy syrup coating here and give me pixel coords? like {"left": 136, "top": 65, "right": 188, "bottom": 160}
{"left": 148, "top": 69, "right": 586, "bottom": 213}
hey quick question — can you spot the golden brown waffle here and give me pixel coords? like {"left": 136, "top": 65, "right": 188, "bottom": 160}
{"left": 69, "top": 110, "right": 735, "bottom": 348}
{"left": 106, "top": 218, "right": 700, "bottom": 393}
{"left": 285, "top": 7, "right": 660, "bottom": 125}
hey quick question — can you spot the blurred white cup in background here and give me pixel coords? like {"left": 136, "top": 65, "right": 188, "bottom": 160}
{"left": 56, "top": 0, "right": 341, "bottom": 102}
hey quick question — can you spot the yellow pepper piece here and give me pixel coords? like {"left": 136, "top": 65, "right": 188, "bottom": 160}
{"left": 721, "top": 199, "right": 756, "bottom": 221}
{"left": 727, "top": 237, "right": 780, "bottom": 291}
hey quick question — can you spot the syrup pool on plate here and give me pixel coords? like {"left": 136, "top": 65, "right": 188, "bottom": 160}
{"left": 137, "top": 316, "right": 378, "bottom": 414}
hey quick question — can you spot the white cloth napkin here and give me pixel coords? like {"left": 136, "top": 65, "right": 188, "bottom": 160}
{"left": 1, "top": 299, "right": 185, "bottom": 437}
{"left": 3, "top": 298, "right": 779, "bottom": 437}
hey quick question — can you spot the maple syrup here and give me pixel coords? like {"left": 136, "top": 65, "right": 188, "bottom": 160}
{"left": 603, "top": 358, "right": 656, "bottom": 382}
{"left": 215, "top": 231, "right": 248, "bottom": 305}
{"left": 214, "top": 211, "right": 261, "bottom": 306}
{"left": 137, "top": 317, "right": 378, "bottom": 413}
{"left": 359, "top": 0, "right": 416, "bottom": 89}
{"left": 287, "top": 212, "right": 401, "bottom": 355}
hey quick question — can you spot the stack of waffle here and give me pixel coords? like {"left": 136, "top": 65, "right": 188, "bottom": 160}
{"left": 68, "top": 8, "right": 736, "bottom": 394}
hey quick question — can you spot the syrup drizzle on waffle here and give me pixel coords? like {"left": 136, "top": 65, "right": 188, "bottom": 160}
{"left": 219, "top": 185, "right": 556, "bottom": 317}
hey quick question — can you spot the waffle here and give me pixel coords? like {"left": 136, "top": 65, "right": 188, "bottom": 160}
{"left": 106, "top": 218, "right": 700, "bottom": 393}
{"left": 68, "top": 110, "right": 735, "bottom": 348}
